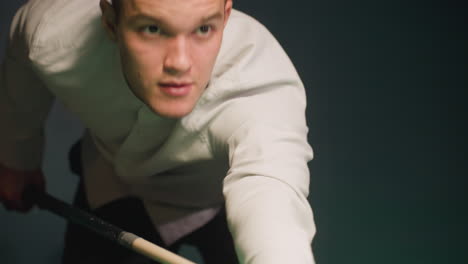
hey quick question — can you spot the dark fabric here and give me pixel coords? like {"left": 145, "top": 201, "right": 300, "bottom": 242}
{"left": 68, "top": 140, "right": 83, "bottom": 177}
{"left": 63, "top": 140, "right": 239, "bottom": 264}
{"left": 62, "top": 183, "right": 165, "bottom": 264}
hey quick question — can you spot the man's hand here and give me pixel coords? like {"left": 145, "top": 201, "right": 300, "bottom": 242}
{"left": 0, "top": 163, "right": 45, "bottom": 212}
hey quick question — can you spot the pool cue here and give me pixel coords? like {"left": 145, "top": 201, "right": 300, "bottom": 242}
{"left": 30, "top": 190, "right": 196, "bottom": 264}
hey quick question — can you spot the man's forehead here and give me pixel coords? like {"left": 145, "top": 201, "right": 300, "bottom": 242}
{"left": 108, "top": 0, "right": 227, "bottom": 4}
{"left": 113, "top": 0, "right": 225, "bottom": 18}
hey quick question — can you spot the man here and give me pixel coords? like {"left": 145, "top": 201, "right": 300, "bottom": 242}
{"left": 0, "top": 0, "right": 316, "bottom": 263}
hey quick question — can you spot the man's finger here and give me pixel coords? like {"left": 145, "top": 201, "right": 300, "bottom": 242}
{"left": 2, "top": 192, "right": 34, "bottom": 212}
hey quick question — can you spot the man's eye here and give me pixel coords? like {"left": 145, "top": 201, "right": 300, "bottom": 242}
{"left": 196, "top": 25, "right": 212, "bottom": 35}
{"left": 142, "top": 25, "right": 161, "bottom": 34}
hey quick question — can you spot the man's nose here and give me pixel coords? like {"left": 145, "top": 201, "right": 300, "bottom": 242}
{"left": 163, "top": 37, "right": 192, "bottom": 75}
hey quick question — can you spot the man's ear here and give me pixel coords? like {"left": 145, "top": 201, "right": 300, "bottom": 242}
{"left": 223, "top": 0, "right": 233, "bottom": 27}
{"left": 100, "top": 0, "right": 118, "bottom": 41}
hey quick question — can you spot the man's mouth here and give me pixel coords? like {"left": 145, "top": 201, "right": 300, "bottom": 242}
{"left": 158, "top": 82, "right": 193, "bottom": 97}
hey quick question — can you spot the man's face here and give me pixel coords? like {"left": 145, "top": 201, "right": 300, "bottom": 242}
{"left": 104, "top": 0, "right": 232, "bottom": 118}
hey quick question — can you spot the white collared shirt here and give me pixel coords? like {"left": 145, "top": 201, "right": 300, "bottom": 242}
{"left": 0, "top": 0, "right": 316, "bottom": 263}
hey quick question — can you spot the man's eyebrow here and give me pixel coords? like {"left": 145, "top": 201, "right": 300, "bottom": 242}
{"left": 127, "top": 13, "right": 163, "bottom": 24}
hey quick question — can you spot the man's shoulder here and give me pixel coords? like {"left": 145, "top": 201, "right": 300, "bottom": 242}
{"left": 11, "top": 0, "right": 102, "bottom": 56}
{"left": 214, "top": 9, "right": 299, "bottom": 84}
{"left": 195, "top": 10, "right": 307, "bottom": 139}
{"left": 223, "top": 9, "right": 274, "bottom": 47}
{"left": 228, "top": 10, "right": 264, "bottom": 28}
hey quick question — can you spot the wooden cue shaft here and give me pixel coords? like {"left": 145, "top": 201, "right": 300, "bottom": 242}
{"left": 33, "top": 190, "right": 196, "bottom": 264}
{"left": 120, "top": 232, "right": 196, "bottom": 264}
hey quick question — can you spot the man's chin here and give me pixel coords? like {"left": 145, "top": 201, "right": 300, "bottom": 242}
{"left": 146, "top": 102, "right": 195, "bottom": 119}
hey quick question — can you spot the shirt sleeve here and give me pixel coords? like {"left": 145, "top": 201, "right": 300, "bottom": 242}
{"left": 222, "top": 87, "right": 316, "bottom": 264}
{"left": 0, "top": 6, "right": 54, "bottom": 170}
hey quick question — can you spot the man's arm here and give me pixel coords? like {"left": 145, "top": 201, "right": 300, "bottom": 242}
{"left": 222, "top": 87, "right": 315, "bottom": 264}
{"left": 0, "top": 5, "right": 54, "bottom": 211}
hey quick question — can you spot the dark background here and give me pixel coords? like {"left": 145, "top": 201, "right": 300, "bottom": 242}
{"left": 1, "top": 0, "right": 466, "bottom": 263}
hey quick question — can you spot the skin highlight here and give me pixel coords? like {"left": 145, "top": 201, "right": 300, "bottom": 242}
{"left": 100, "top": 0, "right": 232, "bottom": 118}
